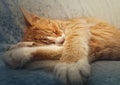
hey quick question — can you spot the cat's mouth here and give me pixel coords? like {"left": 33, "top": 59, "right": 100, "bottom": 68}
{"left": 46, "top": 34, "right": 65, "bottom": 45}
{"left": 55, "top": 36, "right": 65, "bottom": 45}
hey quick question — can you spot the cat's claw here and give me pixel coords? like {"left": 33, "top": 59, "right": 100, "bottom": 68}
{"left": 3, "top": 47, "right": 33, "bottom": 68}
{"left": 54, "top": 59, "right": 90, "bottom": 85}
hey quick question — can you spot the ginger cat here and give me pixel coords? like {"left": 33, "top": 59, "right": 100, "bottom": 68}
{"left": 3, "top": 8, "right": 120, "bottom": 85}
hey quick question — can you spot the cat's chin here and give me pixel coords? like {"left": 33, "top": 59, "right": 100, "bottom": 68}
{"left": 54, "top": 59, "right": 91, "bottom": 85}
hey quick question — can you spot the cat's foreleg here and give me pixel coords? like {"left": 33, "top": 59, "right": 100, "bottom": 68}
{"left": 3, "top": 45, "right": 63, "bottom": 69}
{"left": 54, "top": 26, "right": 91, "bottom": 85}
{"left": 7, "top": 41, "right": 40, "bottom": 50}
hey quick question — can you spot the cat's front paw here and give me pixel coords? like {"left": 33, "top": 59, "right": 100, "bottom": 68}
{"left": 3, "top": 47, "right": 33, "bottom": 68}
{"left": 54, "top": 59, "right": 90, "bottom": 85}
{"left": 7, "top": 42, "right": 37, "bottom": 50}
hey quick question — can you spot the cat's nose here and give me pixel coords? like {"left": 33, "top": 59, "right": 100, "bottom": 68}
{"left": 55, "top": 36, "right": 65, "bottom": 45}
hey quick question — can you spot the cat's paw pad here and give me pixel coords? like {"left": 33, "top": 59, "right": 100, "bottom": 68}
{"left": 54, "top": 59, "right": 90, "bottom": 85}
{"left": 3, "top": 47, "right": 33, "bottom": 68}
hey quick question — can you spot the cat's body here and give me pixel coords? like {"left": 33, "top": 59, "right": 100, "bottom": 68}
{"left": 3, "top": 8, "right": 120, "bottom": 85}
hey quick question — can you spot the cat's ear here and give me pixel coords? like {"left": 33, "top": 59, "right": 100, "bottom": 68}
{"left": 20, "top": 7, "right": 40, "bottom": 26}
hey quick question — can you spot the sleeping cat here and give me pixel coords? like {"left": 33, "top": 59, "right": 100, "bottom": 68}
{"left": 3, "top": 8, "right": 120, "bottom": 85}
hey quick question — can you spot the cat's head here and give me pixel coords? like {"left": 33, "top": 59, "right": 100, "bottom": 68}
{"left": 21, "top": 7, "right": 65, "bottom": 45}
